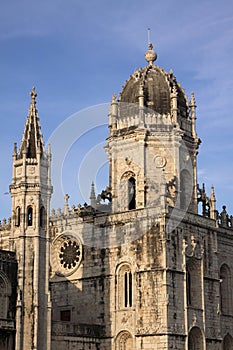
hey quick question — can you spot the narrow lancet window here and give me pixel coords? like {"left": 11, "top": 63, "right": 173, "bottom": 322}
{"left": 128, "top": 177, "right": 136, "bottom": 210}
{"left": 15, "top": 207, "right": 20, "bottom": 227}
{"left": 27, "top": 206, "right": 33, "bottom": 226}
{"left": 117, "top": 264, "right": 133, "bottom": 309}
{"left": 40, "top": 206, "right": 45, "bottom": 228}
{"left": 124, "top": 271, "right": 132, "bottom": 307}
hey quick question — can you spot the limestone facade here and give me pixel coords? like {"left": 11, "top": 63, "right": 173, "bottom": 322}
{"left": 0, "top": 43, "right": 233, "bottom": 350}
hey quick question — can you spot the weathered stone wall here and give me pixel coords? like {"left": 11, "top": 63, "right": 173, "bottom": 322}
{"left": 50, "top": 207, "right": 233, "bottom": 349}
{"left": 0, "top": 250, "right": 17, "bottom": 350}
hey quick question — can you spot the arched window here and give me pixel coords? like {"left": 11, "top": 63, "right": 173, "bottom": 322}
{"left": 116, "top": 331, "right": 133, "bottom": 350}
{"left": 15, "top": 207, "right": 21, "bottom": 227}
{"left": 120, "top": 171, "right": 136, "bottom": 211}
{"left": 117, "top": 264, "right": 133, "bottom": 309}
{"left": 27, "top": 206, "right": 33, "bottom": 226}
{"left": 223, "top": 333, "right": 233, "bottom": 350}
{"left": 220, "top": 264, "right": 232, "bottom": 315}
{"left": 128, "top": 177, "right": 136, "bottom": 210}
{"left": 40, "top": 206, "right": 46, "bottom": 228}
{"left": 186, "top": 258, "right": 202, "bottom": 309}
{"left": 0, "top": 274, "right": 10, "bottom": 319}
{"left": 124, "top": 270, "right": 132, "bottom": 307}
{"left": 188, "top": 327, "right": 204, "bottom": 350}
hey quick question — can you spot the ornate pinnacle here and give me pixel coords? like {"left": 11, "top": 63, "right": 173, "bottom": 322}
{"left": 210, "top": 185, "right": 216, "bottom": 202}
{"left": 64, "top": 193, "right": 70, "bottom": 203}
{"left": 64, "top": 194, "right": 70, "bottom": 215}
{"left": 30, "top": 86, "right": 37, "bottom": 105}
{"left": 190, "top": 92, "right": 196, "bottom": 107}
{"left": 90, "top": 182, "right": 96, "bottom": 199}
{"left": 90, "top": 182, "right": 96, "bottom": 208}
{"left": 111, "top": 92, "right": 117, "bottom": 103}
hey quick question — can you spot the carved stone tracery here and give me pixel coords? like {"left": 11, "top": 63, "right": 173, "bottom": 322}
{"left": 51, "top": 232, "right": 82, "bottom": 276}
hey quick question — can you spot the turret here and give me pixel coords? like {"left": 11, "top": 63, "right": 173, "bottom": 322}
{"left": 106, "top": 42, "right": 200, "bottom": 214}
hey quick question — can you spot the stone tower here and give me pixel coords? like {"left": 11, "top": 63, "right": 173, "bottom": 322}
{"left": 9, "top": 88, "right": 52, "bottom": 350}
{"left": 107, "top": 43, "right": 200, "bottom": 214}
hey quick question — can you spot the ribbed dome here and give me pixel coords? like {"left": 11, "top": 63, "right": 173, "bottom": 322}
{"left": 120, "top": 64, "right": 188, "bottom": 117}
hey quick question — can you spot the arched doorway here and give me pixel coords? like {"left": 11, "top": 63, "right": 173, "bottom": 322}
{"left": 116, "top": 331, "right": 133, "bottom": 350}
{"left": 223, "top": 333, "right": 233, "bottom": 350}
{"left": 188, "top": 327, "right": 204, "bottom": 350}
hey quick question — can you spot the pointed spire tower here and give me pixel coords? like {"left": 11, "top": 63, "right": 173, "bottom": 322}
{"left": 10, "top": 88, "right": 52, "bottom": 350}
{"left": 18, "top": 87, "right": 45, "bottom": 159}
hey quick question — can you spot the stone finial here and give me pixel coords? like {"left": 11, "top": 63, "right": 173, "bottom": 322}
{"left": 210, "top": 185, "right": 216, "bottom": 220}
{"left": 30, "top": 86, "right": 37, "bottom": 106}
{"left": 220, "top": 205, "right": 228, "bottom": 227}
{"left": 145, "top": 30, "right": 157, "bottom": 64}
{"left": 190, "top": 91, "right": 196, "bottom": 107}
{"left": 64, "top": 193, "right": 70, "bottom": 203}
{"left": 145, "top": 42, "right": 157, "bottom": 65}
{"left": 210, "top": 185, "right": 216, "bottom": 202}
{"left": 13, "top": 142, "right": 17, "bottom": 155}
{"left": 145, "top": 28, "right": 157, "bottom": 65}
{"left": 77, "top": 204, "right": 82, "bottom": 213}
{"left": 64, "top": 194, "right": 70, "bottom": 215}
{"left": 111, "top": 92, "right": 117, "bottom": 103}
{"left": 190, "top": 91, "right": 197, "bottom": 139}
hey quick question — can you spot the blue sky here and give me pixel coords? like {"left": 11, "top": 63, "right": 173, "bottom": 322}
{"left": 0, "top": 0, "right": 233, "bottom": 218}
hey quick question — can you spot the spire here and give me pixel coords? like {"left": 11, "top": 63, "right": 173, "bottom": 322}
{"left": 90, "top": 182, "right": 96, "bottom": 208}
{"left": 19, "top": 87, "right": 45, "bottom": 159}
{"left": 145, "top": 28, "right": 157, "bottom": 65}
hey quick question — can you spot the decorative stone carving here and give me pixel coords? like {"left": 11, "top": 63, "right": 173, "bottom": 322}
{"left": 51, "top": 232, "right": 82, "bottom": 276}
{"left": 16, "top": 168, "right": 22, "bottom": 176}
{"left": 29, "top": 166, "right": 35, "bottom": 174}
{"left": 184, "top": 233, "right": 204, "bottom": 259}
{"left": 154, "top": 155, "right": 166, "bottom": 168}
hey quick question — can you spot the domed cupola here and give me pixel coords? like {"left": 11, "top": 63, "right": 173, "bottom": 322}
{"left": 107, "top": 40, "right": 200, "bottom": 215}
{"left": 120, "top": 43, "right": 189, "bottom": 125}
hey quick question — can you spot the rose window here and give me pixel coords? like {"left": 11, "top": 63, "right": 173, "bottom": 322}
{"left": 59, "top": 240, "right": 81, "bottom": 269}
{"left": 51, "top": 232, "right": 82, "bottom": 277}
